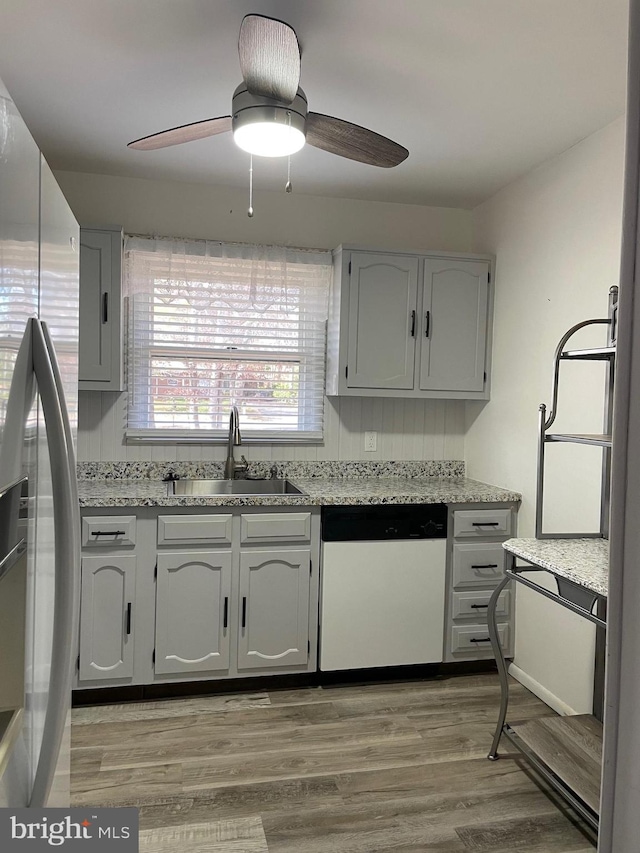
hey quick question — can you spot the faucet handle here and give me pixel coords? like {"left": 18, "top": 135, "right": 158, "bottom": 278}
{"left": 238, "top": 455, "right": 248, "bottom": 471}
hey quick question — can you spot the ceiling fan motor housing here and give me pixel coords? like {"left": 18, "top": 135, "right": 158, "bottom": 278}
{"left": 232, "top": 84, "right": 308, "bottom": 140}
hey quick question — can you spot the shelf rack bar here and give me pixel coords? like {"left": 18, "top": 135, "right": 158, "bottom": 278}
{"left": 505, "top": 567, "right": 606, "bottom": 627}
{"left": 500, "top": 724, "right": 599, "bottom": 832}
{"left": 535, "top": 285, "right": 618, "bottom": 539}
{"left": 488, "top": 554, "right": 605, "bottom": 831}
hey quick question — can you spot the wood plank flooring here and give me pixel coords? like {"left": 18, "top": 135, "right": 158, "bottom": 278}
{"left": 71, "top": 673, "right": 597, "bottom": 852}
{"left": 513, "top": 714, "right": 603, "bottom": 814}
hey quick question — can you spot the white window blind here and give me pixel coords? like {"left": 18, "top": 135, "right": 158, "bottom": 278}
{"left": 125, "top": 236, "right": 331, "bottom": 441}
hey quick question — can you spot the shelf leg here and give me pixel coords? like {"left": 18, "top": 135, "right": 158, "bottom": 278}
{"left": 488, "top": 572, "right": 512, "bottom": 760}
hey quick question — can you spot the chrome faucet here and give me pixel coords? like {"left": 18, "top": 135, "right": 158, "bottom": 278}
{"left": 224, "top": 406, "right": 248, "bottom": 479}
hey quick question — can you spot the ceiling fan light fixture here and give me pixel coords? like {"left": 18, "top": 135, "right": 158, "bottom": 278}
{"left": 232, "top": 85, "right": 308, "bottom": 158}
{"left": 233, "top": 119, "right": 305, "bottom": 157}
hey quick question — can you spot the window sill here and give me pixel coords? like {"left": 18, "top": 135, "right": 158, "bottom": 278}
{"left": 125, "top": 429, "right": 323, "bottom": 445}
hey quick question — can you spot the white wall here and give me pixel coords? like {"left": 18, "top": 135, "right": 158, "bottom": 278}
{"left": 54, "top": 171, "right": 475, "bottom": 252}
{"left": 467, "top": 117, "right": 625, "bottom": 713}
{"left": 56, "top": 170, "right": 474, "bottom": 462}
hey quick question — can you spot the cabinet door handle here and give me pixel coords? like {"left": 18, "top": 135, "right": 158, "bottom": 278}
{"left": 425, "top": 310, "right": 430, "bottom": 338}
{"left": 125, "top": 602, "right": 132, "bottom": 635}
{"left": 91, "top": 530, "right": 126, "bottom": 537}
{"left": 472, "top": 521, "right": 500, "bottom": 527}
{"left": 242, "top": 596, "right": 247, "bottom": 629}
{"left": 471, "top": 563, "right": 499, "bottom": 569}
{"left": 102, "top": 292, "right": 109, "bottom": 324}
{"left": 470, "top": 637, "right": 491, "bottom": 643}
{"left": 470, "top": 603, "right": 489, "bottom": 609}
{"left": 410, "top": 310, "right": 416, "bottom": 337}
{"left": 223, "top": 596, "right": 229, "bottom": 629}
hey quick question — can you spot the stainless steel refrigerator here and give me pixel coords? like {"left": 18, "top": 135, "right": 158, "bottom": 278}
{"left": 0, "top": 76, "right": 80, "bottom": 808}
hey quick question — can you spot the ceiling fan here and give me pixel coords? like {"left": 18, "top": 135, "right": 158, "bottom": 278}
{"left": 127, "top": 14, "right": 409, "bottom": 169}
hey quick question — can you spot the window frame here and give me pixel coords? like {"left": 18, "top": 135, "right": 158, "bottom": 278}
{"left": 124, "top": 239, "right": 330, "bottom": 444}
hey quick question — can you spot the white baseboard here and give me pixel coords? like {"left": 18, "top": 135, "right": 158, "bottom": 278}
{"left": 508, "top": 662, "right": 581, "bottom": 716}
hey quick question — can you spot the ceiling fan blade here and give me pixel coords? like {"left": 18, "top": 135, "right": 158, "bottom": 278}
{"left": 238, "top": 14, "right": 300, "bottom": 104}
{"left": 306, "top": 113, "right": 408, "bottom": 168}
{"left": 127, "top": 116, "right": 232, "bottom": 150}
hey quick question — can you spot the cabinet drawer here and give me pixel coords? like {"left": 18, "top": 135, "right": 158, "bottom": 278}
{"left": 453, "top": 509, "right": 511, "bottom": 538}
{"left": 451, "top": 588, "right": 510, "bottom": 620}
{"left": 157, "top": 515, "right": 233, "bottom": 545}
{"left": 240, "top": 513, "right": 311, "bottom": 544}
{"left": 452, "top": 543, "right": 506, "bottom": 588}
{"left": 82, "top": 516, "right": 136, "bottom": 548}
{"left": 450, "top": 623, "right": 509, "bottom": 655}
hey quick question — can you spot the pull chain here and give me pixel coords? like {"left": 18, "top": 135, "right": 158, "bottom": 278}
{"left": 285, "top": 111, "right": 292, "bottom": 193}
{"left": 285, "top": 154, "right": 292, "bottom": 193}
{"left": 247, "top": 154, "right": 254, "bottom": 217}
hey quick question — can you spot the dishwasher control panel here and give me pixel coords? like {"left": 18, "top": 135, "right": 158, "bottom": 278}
{"left": 321, "top": 504, "right": 447, "bottom": 541}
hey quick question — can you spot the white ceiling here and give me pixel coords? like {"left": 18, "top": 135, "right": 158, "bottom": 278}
{"left": 0, "top": 0, "right": 629, "bottom": 208}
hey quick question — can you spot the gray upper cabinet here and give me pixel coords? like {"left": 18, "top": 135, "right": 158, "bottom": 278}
{"left": 420, "top": 259, "right": 489, "bottom": 392}
{"left": 326, "top": 246, "right": 493, "bottom": 400}
{"left": 78, "top": 227, "right": 125, "bottom": 391}
{"left": 238, "top": 549, "right": 311, "bottom": 671}
{"left": 155, "top": 550, "right": 232, "bottom": 675}
{"left": 346, "top": 253, "right": 418, "bottom": 390}
{"left": 79, "top": 555, "right": 135, "bottom": 681}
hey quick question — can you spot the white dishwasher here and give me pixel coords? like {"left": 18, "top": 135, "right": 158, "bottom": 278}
{"left": 320, "top": 504, "right": 447, "bottom": 671}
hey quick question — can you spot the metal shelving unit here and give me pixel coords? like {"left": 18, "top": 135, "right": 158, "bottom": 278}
{"left": 535, "top": 285, "right": 618, "bottom": 539}
{"left": 487, "top": 288, "right": 618, "bottom": 834}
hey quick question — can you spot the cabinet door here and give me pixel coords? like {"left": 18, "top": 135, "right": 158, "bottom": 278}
{"left": 78, "top": 227, "right": 123, "bottom": 390}
{"left": 419, "top": 259, "right": 489, "bottom": 392}
{"left": 79, "top": 555, "right": 135, "bottom": 681}
{"left": 155, "top": 550, "right": 232, "bottom": 675}
{"left": 347, "top": 253, "right": 418, "bottom": 390}
{"left": 238, "top": 549, "right": 310, "bottom": 670}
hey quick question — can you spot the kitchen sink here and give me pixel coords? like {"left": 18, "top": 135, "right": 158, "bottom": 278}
{"left": 167, "top": 478, "right": 307, "bottom": 497}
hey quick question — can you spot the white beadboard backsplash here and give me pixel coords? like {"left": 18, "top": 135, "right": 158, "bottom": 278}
{"left": 77, "top": 392, "right": 466, "bottom": 462}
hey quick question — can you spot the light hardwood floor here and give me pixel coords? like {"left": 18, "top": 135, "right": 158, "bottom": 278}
{"left": 71, "top": 673, "right": 597, "bottom": 852}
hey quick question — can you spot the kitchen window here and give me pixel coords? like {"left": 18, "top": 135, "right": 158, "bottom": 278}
{"left": 125, "top": 236, "right": 331, "bottom": 442}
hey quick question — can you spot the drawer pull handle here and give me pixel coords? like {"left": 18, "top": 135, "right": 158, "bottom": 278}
{"left": 91, "top": 530, "right": 126, "bottom": 537}
{"left": 470, "top": 637, "right": 491, "bottom": 643}
{"left": 470, "top": 603, "right": 489, "bottom": 609}
{"left": 242, "top": 596, "right": 247, "bottom": 629}
{"left": 425, "top": 310, "right": 431, "bottom": 338}
{"left": 471, "top": 522, "right": 500, "bottom": 527}
{"left": 223, "top": 596, "right": 229, "bottom": 629}
{"left": 471, "top": 563, "right": 499, "bottom": 569}
{"left": 125, "top": 602, "right": 132, "bottom": 635}
{"left": 102, "top": 292, "right": 109, "bottom": 324}
{"left": 410, "top": 310, "right": 416, "bottom": 337}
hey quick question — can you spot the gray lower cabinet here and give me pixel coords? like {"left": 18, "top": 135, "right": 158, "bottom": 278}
{"left": 79, "top": 554, "right": 136, "bottom": 681}
{"left": 445, "top": 504, "right": 517, "bottom": 662}
{"left": 238, "top": 549, "right": 311, "bottom": 670}
{"left": 76, "top": 507, "right": 320, "bottom": 689}
{"left": 154, "top": 550, "right": 232, "bottom": 675}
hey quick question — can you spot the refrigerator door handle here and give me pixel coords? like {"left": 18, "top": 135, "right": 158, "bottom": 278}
{"left": 28, "top": 319, "right": 80, "bottom": 808}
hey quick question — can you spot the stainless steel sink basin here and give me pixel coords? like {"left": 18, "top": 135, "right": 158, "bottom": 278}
{"left": 168, "top": 478, "right": 307, "bottom": 497}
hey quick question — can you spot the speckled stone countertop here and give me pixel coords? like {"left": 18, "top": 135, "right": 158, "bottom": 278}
{"left": 77, "top": 476, "right": 521, "bottom": 509}
{"left": 503, "top": 538, "right": 609, "bottom": 596}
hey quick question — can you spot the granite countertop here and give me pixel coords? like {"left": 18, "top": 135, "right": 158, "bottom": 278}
{"left": 77, "top": 476, "right": 522, "bottom": 509}
{"left": 503, "top": 537, "right": 609, "bottom": 596}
